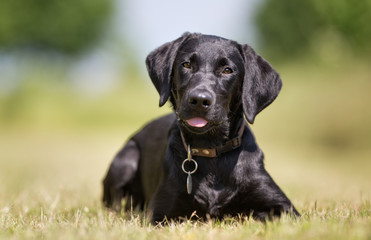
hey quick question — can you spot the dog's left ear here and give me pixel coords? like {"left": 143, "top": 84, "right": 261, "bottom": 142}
{"left": 240, "top": 44, "right": 282, "bottom": 124}
{"left": 146, "top": 32, "right": 192, "bottom": 107}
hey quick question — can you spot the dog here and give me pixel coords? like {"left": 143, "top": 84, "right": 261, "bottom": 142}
{"left": 103, "top": 32, "right": 299, "bottom": 223}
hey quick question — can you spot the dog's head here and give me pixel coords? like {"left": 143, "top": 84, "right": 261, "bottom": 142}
{"left": 146, "top": 33, "right": 282, "bottom": 135}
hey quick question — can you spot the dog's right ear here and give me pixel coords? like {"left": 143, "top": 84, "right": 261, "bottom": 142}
{"left": 146, "top": 32, "right": 192, "bottom": 107}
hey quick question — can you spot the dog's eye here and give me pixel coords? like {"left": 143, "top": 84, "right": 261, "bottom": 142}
{"left": 222, "top": 67, "right": 233, "bottom": 74}
{"left": 182, "top": 62, "right": 191, "bottom": 69}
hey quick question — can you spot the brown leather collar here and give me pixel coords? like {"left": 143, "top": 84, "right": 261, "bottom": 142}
{"left": 179, "top": 121, "right": 245, "bottom": 158}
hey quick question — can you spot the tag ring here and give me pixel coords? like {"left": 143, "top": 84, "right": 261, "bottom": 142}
{"left": 181, "top": 158, "right": 198, "bottom": 175}
{"left": 182, "top": 145, "right": 198, "bottom": 174}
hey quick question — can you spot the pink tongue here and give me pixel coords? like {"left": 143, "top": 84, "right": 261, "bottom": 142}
{"left": 186, "top": 118, "right": 208, "bottom": 128}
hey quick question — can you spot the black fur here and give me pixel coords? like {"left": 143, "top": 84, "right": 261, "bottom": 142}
{"left": 103, "top": 33, "right": 299, "bottom": 224}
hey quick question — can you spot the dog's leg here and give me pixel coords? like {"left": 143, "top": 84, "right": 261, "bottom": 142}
{"left": 148, "top": 178, "right": 191, "bottom": 224}
{"left": 249, "top": 171, "right": 300, "bottom": 220}
{"left": 103, "top": 139, "right": 140, "bottom": 211}
{"left": 148, "top": 181, "right": 174, "bottom": 224}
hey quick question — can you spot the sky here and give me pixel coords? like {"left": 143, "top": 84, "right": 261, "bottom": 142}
{"left": 118, "top": 0, "right": 261, "bottom": 62}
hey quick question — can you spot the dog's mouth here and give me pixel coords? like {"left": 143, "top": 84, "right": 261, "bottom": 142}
{"left": 180, "top": 117, "right": 218, "bottom": 135}
{"left": 186, "top": 117, "right": 208, "bottom": 128}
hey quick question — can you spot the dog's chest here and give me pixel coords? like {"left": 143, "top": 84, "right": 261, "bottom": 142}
{"left": 192, "top": 166, "right": 239, "bottom": 217}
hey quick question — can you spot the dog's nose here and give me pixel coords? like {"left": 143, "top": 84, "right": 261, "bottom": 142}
{"left": 188, "top": 90, "right": 213, "bottom": 109}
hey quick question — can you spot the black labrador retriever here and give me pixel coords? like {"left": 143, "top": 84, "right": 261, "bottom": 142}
{"left": 103, "top": 32, "right": 299, "bottom": 223}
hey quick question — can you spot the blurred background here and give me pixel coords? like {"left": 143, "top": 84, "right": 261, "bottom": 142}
{"left": 0, "top": 0, "right": 370, "bottom": 210}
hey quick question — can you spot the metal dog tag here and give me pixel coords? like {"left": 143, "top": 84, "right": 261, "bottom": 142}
{"left": 186, "top": 172, "right": 192, "bottom": 194}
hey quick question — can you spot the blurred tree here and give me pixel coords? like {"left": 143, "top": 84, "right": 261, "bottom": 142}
{"left": 0, "top": 0, "right": 114, "bottom": 55}
{"left": 256, "top": 0, "right": 371, "bottom": 60}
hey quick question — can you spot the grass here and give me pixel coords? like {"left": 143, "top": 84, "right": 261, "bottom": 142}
{"left": 0, "top": 60, "right": 371, "bottom": 239}
{"left": 1, "top": 196, "right": 370, "bottom": 239}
